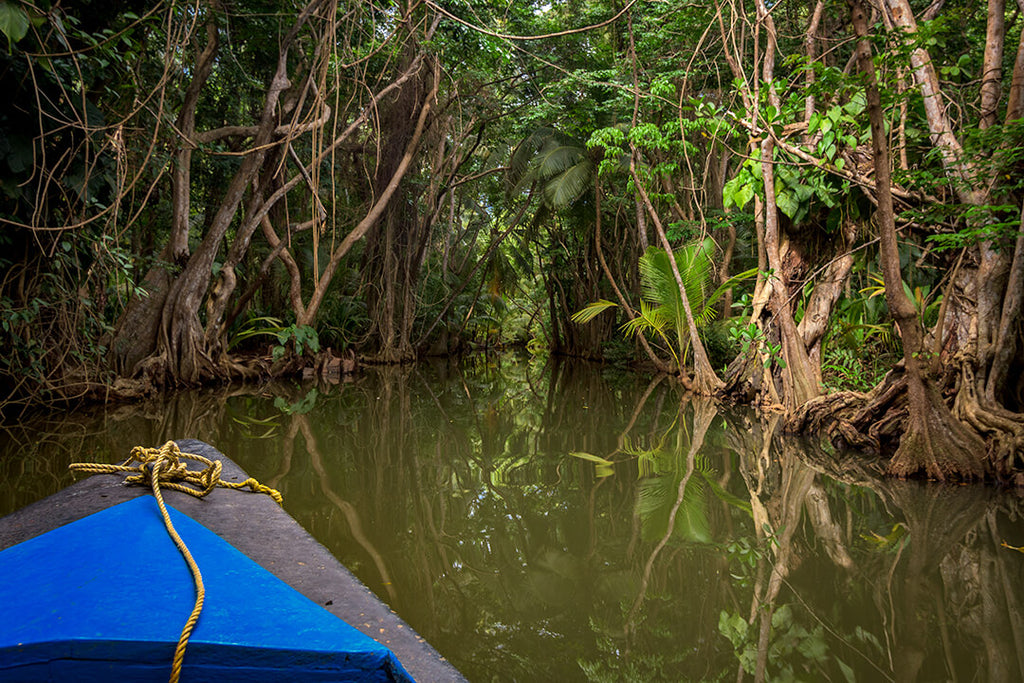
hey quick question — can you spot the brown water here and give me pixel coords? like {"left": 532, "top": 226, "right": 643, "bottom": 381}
{"left": 2, "top": 354, "right": 1023, "bottom": 681}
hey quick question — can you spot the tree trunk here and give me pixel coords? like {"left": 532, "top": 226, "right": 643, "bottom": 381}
{"left": 111, "top": 0, "right": 325, "bottom": 384}
{"left": 882, "top": 0, "right": 1024, "bottom": 477}
{"left": 851, "top": 0, "right": 986, "bottom": 480}
{"left": 756, "top": 0, "right": 820, "bottom": 411}
{"left": 980, "top": 0, "right": 1006, "bottom": 130}
{"left": 108, "top": 9, "right": 219, "bottom": 375}
{"left": 796, "top": 218, "right": 858, "bottom": 381}
{"left": 362, "top": 58, "right": 437, "bottom": 363}
{"left": 300, "top": 59, "right": 436, "bottom": 329}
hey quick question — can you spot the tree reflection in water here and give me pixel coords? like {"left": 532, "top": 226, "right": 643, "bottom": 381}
{"left": 1, "top": 355, "right": 1021, "bottom": 681}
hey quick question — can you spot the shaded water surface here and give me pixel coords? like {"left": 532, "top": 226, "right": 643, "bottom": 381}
{"left": 2, "top": 355, "right": 1023, "bottom": 681}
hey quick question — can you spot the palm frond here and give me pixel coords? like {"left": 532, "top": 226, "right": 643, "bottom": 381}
{"left": 542, "top": 158, "right": 595, "bottom": 209}
{"left": 506, "top": 127, "right": 595, "bottom": 212}
{"left": 637, "top": 240, "right": 716, "bottom": 329}
{"left": 571, "top": 299, "right": 619, "bottom": 324}
{"left": 507, "top": 126, "right": 555, "bottom": 192}
{"left": 620, "top": 299, "right": 670, "bottom": 338}
{"left": 534, "top": 139, "right": 587, "bottom": 179}
{"left": 704, "top": 266, "right": 758, "bottom": 314}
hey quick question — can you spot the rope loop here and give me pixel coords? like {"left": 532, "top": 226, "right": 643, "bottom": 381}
{"left": 68, "top": 441, "right": 283, "bottom": 683}
{"left": 70, "top": 441, "right": 281, "bottom": 504}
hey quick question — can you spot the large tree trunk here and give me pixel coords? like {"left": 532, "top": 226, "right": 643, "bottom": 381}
{"left": 882, "top": 0, "right": 1024, "bottom": 477}
{"left": 758, "top": 134, "right": 821, "bottom": 410}
{"left": 111, "top": 0, "right": 325, "bottom": 384}
{"left": 797, "top": 0, "right": 1024, "bottom": 483}
{"left": 108, "top": 11, "right": 220, "bottom": 375}
{"left": 796, "top": 217, "right": 857, "bottom": 381}
{"left": 298, "top": 56, "right": 437, "bottom": 329}
{"left": 362, "top": 58, "right": 436, "bottom": 363}
{"left": 761, "top": 0, "right": 820, "bottom": 411}
{"left": 851, "top": 0, "right": 986, "bottom": 480}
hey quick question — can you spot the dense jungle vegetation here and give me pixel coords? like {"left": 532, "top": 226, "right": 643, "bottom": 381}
{"left": 1, "top": 0, "right": 1023, "bottom": 483}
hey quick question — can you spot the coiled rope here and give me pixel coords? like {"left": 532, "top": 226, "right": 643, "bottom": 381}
{"left": 69, "top": 441, "right": 283, "bottom": 683}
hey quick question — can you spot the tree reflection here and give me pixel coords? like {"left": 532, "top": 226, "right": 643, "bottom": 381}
{"left": 2, "top": 358, "right": 1022, "bottom": 682}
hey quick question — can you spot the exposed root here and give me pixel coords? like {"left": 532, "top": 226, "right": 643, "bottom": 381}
{"left": 786, "top": 369, "right": 909, "bottom": 453}
{"left": 887, "top": 378, "right": 987, "bottom": 481}
{"left": 720, "top": 347, "right": 768, "bottom": 405}
{"left": 955, "top": 364, "right": 1024, "bottom": 485}
{"left": 788, "top": 362, "right": 1019, "bottom": 483}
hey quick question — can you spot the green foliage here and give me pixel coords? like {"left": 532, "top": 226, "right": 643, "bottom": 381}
{"left": 573, "top": 240, "right": 756, "bottom": 368}
{"left": 924, "top": 204, "right": 1023, "bottom": 252}
{"left": 821, "top": 346, "right": 885, "bottom": 393}
{"left": 722, "top": 156, "right": 760, "bottom": 211}
{"left": 318, "top": 296, "right": 369, "bottom": 352}
{"left": 272, "top": 324, "right": 321, "bottom": 362}
{"left": 727, "top": 321, "right": 786, "bottom": 370}
{"left": 0, "top": 295, "right": 47, "bottom": 385}
{"left": 273, "top": 387, "right": 319, "bottom": 415}
{"left": 819, "top": 273, "right": 902, "bottom": 392}
{"left": 0, "top": 1, "right": 30, "bottom": 47}
{"left": 724, "top": 145, "right": 850, "bottom": 227}
{"left": 700, "top": 320, "right": 740, "bottom": 372}
{"left": 571, "top": 299, "right": 618, "bottom": 325}
{"left": 584, "top": 240, "right": 755, "bottom": 365}
{"left": 508, "top": 127, "right": 595, "bottom": 210}
{"left": 719, "top": 605, "right": 850, "bottom": 682}
{"left": 228, "top": 316, "right": 285, "bottom": 351}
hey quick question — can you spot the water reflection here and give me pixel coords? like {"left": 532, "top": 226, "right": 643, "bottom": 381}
{"left": 1, "top": 355, "right": 1022, "bottom": 681}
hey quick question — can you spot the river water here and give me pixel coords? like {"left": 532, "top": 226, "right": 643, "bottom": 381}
{"left": 2, "top": 354, "right": 1022, "bottom": 681}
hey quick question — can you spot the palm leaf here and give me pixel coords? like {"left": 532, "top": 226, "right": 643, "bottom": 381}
{"left": 507, "top": 126, "right": 555, "bottom": 192}
{"left": 506, "top": 127, "right": 594, "bottom": 211}
{"left": 542, "top": 158, "right": 595, "bottom": 208}
{"left": 638, "top": 241, "right": 715, "bottom": 322}
{"left": 637, "top": 241, "right": 714, "bottom": 332}
{"left": 534, "top": 138, "right": 586, "bottom": 179}
{"left": 571, "top": 299, "right": 619, "bottom": 324}
{"left": 569, "top": 451, "right": 614, "bottom": 465}
{"left": 620, "top": 299, "right": 671, "bottom": 339}
{"left": 621, "top": 300, "right": 680, "bottom": 367}
{"left": 704, "top": 266, "right": 758, "bottom": 314}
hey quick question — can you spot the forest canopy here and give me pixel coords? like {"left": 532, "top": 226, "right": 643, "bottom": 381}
{"left": 1, "top": 0, "right": 1022, "bottom": 483}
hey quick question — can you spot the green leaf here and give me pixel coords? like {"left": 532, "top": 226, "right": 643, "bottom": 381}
{"left": 733, "top": 181, "right": 754, "bottom": 209}
{"left": 775, "top": 188, "right": 799, "bottom": 219}
{"left": 807, "top": 112, "right": 821, "bottom": 136}
{"left": 571, "top": 300, "right": 619, "bottom": 325}
{"left": 0, "top": 1, "right": 30, "bottom": 46}
{"left": 723, "top": 173, "right": 754, "bottom": 210}
{"left": 569, "top": 451, "right": 614, "bottom": 466}
{"left": 718, "top": 610, "right": 749, "bottom": 647}
{"left": 542, "top": 158, "right": 595, "bottom": 208}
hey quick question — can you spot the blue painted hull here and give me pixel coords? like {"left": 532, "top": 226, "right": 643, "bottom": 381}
{"left": 0, "top": 496, "right": 413, "bottom": 682}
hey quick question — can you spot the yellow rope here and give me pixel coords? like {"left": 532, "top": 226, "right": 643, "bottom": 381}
{"left": 69, "top": 441, "right": 283, "bottom": 683}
